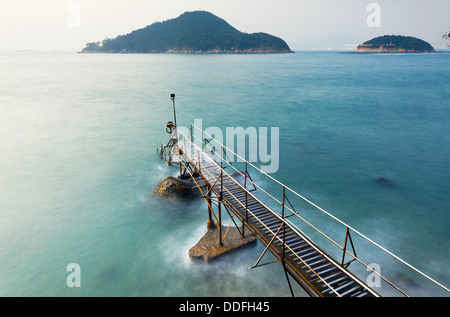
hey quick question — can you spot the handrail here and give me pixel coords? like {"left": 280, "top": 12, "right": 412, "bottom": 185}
{"left": 187, "top": 130, "right": 405, "bottom": 295}
{"left": 171, "top": 137, "right": 343, "bottom": 296}
{"left": 183, "top": 129, "right": 394, "bottom": 296}
{"left": 180, "top": 123, "right": 450, "bottom": 295}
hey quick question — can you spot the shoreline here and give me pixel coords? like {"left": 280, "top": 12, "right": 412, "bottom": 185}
{"left": 79, "top": 49, "right": 294, "bottom": 54}
{"left": 356, "top": 48, "right": 436, "bottom": 53}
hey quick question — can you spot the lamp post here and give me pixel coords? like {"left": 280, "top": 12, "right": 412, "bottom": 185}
{"left": 170, "top": 93, "right": 177, "bottom": 128}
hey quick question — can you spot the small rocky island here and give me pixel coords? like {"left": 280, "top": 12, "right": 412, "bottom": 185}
{"left": 81, "top": 11, "right": 293, "bottom": 54}
{"left": 357, "top": 35, "right": 435, "bottom": 53}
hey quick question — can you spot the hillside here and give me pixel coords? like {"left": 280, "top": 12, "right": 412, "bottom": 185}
{"left": 81, "top": 11, "right": 293, "bottom": 54}
{"left": 357, "top": 35, "right": 435, "bottom": 53}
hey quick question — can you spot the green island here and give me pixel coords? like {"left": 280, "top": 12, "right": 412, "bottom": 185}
{"left": 357, "top": 35, "right": 435, "bottom": 53}
{"left": 81, "top": 11, "right": 293, "bottom": 54}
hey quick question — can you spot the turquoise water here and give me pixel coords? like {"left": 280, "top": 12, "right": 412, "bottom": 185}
{"left": 0, "top": 51, "right": 448, "bottom": 297}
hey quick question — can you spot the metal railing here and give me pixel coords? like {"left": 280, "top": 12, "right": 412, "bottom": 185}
{"left": 166, "top": 123, "right": 450, "bottom": 297}
{"left": 162, "top": 132, "right": 346, "bottom": 296}
{"left": 157, "top": 121, "right": 449, "bottom": 296}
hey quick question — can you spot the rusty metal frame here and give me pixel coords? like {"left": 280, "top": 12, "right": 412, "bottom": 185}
{"left": 158, "top": 120, "right": 450, "bottom": 297}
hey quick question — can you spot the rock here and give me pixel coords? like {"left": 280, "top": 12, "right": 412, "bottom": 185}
{"left": 189, "top": 225, "right": 256, "bottom": 262}
{"left": 393, "top": 273, "right": 421, "bottom": 290}
{"left": 375, "top": 176, "right": 397, "bottom": 188}
{"left": 153, "top": 176, "right": 195, "bottom": 199}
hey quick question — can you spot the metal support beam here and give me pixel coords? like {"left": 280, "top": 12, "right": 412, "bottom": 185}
{"left": 218, "top": 197, "right": 223, "bottom": 246}
{"left": 244, "top": 162, "right": 248, "bottom": 238}
{"left": 282, "top": 186, "right": 286, "bottom": 260}
{"left": 207, "top": 186, "right": 214, "bottom": 228}
{"left": 248, "top": 223, "right": 284, "bottom": 270}
{"left": 158, "top": 124, "right": 446, "bottom": 298}
{"left": 219, "top": 149, "right": 223, "bottom": 245}
{"left": 282, "top": 260, "right": 295, "bottom": 297}
{"left": 341, "top": 227, "right": 357, "bottom": 268}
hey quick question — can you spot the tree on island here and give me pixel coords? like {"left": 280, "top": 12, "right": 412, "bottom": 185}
{"left": 444, "top": 31, "right": 450, "bottom": 47}
{"left": 81, "top": 11, "right": 292, "bottom": 54}
{"left": 357, "top": 35, "right": 434, "bottom": 53}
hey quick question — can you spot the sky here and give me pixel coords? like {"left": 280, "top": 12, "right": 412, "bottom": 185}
{"left": 0, "top": 0, "right": 449, "bottom": 51}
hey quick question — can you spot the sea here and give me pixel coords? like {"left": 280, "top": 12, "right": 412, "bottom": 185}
{"left": 0, "top": 50, "right": 449, "bottom": 297}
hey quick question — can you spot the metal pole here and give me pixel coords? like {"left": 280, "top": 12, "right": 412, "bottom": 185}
{"left": 281, "top": 187, "right": 293, "bottom": 296}
{"left": 218, "top": 192, "right": 223, "bottom": 246}
{"left": 207, "top": 185, "right": 214, "bottom": 228}
{"left": 244, "top": 162, "right": 248, "bottom": 238}
{"left": 170, "top": 94, "right": 177, "bottom": 128}
{"left": 282, "top": 186, "right": 286, "bottom": 259}
{"left": 282, "top": 261, "right": 295, "bottom": 297}
{"left": 219, "top": 146, "right": 223, "bottom": 245}
{"left": 341, "top": 227, "right": 350, "bottom": 266}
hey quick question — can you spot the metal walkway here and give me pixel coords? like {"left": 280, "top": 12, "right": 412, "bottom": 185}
{"left": 161, "top": 133, "right": 378, "bottom": 297}
{"left": 158, "top": 113, "right": 450, "bottom": 297}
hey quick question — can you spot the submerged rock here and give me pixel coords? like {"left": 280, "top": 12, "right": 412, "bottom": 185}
{"left": 393, "top": 273, "right": 421, "bottom": 290}
{"left": 189, "top": 225, "right": 256, "bottom": 262}
{"left": 375, "top": 176, "right": 397, "bottom": 188}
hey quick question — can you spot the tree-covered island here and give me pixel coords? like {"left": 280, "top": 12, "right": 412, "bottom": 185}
{"left": 357, "top": 35, "right": 435, "bottom": 53}
{"left": 81, "top": 11, "right": 293, "bottom": 54}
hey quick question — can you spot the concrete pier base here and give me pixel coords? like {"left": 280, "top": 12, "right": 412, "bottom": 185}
{"left": 189, "top": 225, "right": 256, "bottom": 262}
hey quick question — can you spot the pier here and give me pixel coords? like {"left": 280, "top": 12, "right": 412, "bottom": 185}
{"left": 157, "top": 95, "right": 450, "bottom": 297}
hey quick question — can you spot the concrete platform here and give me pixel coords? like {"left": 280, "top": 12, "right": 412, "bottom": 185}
{"left": 189, "top": 225, "right": 256, "bottom": 262}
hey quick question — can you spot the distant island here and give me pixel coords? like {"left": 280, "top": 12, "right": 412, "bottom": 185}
{"left": 357, "top": 35, "right": 435, "bottom": 53}
{"left": 81, "top": 11, "right": 293, "bottom": 54}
